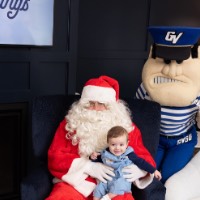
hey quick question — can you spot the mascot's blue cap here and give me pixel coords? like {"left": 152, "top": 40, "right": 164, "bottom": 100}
{"left": 148, "top": 26, "right": 200, "bottom": 60}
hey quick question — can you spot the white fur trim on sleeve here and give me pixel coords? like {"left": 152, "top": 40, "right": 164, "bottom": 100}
{"left": 133, "top": 173, "right": 154, "bottom": 189}
{"left": 74, "top": 181, "right": 96, "bottom": 197}
{"left": 62, "top": 157, "right": 96, "bottom": 197}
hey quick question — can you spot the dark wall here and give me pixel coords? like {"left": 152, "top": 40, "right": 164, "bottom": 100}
{"left": 0, "top": 1, "right": 79, "bottom": 198}
{"left": 1, "top": 0, "right": 200, "bottom": 112}
{"left": 1, "top": 0, "right": 200, "bottom": 113}
{"left": 76, "top": 0, "right": 151, "bottom": 98}
{"left": 150, "top": 0, "right": 200, "bottom": 27}
{"left": 1, "top": 0, "right": 200, "bottom": 199}
{"left": 76, "top": 0, "right": 200, "bottom": 97}
{"left": 0, "top": 0, "right": 79, "bottom": 105}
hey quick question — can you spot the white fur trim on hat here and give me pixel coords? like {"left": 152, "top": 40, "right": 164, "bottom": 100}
{"left": 81, "top": 85, "right": 116, "bottom": 103}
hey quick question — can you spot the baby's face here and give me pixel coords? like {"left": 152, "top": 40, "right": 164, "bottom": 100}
{"left": 108, "top": 135, "right": 128, "bottom": 156}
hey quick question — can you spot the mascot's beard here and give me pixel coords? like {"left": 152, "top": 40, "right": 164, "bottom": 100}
{"left": 65, "top": 102, "right": 133, "bottom": 157}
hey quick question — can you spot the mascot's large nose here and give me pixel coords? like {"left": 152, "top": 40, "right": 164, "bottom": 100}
{"left": 162, "top": 60, "right": 182, "bottom": 78}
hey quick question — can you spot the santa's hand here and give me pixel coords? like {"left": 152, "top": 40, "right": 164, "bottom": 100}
{"left": 85, "top": 162, "right": 115, "bottom": 183}
{"left": 122, "top": 164, "right": 147, "bottom": 182}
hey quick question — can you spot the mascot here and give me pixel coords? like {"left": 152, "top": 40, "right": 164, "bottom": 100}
{"left": 136, "top": 26, "right": 200, "bottom": 199}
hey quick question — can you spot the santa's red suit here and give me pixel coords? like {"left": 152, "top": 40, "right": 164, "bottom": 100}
{"left": 46, "top": 77, "right": 155, "bottom": 200}
{"left": 46, "top": 119, "right": 155, "bottom": 200}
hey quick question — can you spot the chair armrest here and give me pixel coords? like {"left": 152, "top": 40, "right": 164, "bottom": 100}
{"left": 21, "top": 165, "right": 52, "bottom": 200}
{"left": 132, "top": 178, "right": 166, "bottom": 200}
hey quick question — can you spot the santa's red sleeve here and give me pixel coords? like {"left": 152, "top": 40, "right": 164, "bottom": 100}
{"left": 125, "top": 123, "right": 155, "bottom": 188}
{"left": 48, "top": 119, "right": 96, "bottom": 197}
{"left": 128, "top": 123, "right": 156, "bottom": 167}
{"left": 48, "top": 119, "right": 80, "bottom": 178}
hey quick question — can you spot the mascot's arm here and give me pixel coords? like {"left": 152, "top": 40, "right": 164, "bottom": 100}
{"left": 48, "top": 119, "right": 80, "bottom": 179}
{"left": 128, "top": 124, "right": 156, "bottom": 167}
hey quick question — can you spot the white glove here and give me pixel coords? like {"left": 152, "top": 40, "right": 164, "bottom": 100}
{"left": 84, "top": 162, "right": 115, "bottom": 183}
{"left": 122, "top": 164, "right": 147, "bottom": 182}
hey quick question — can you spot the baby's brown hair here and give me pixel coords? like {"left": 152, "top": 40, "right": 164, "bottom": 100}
{"left": 107, "top": 126, "right": 128, "bottom": 143}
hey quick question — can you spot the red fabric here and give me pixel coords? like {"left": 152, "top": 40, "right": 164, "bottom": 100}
{"left": 48, "top": 120, "right": 80, "bottom": 179}
{"left": 129, "top": 123, "right": 156, "bottom": 167}
{"left": 84, "top": 75, "right": 119, "bottom": 100}
{"left": 47, "top": 119, "right": 155, "bottom": 199}
{"left": 113, "top": 193, "right": 135, "bottom": 200}
{"left": 45, "top": 182, "right": 92, "bottom": 200}
{"left": 45, "top": 182, "right": 134, "bottom": 200}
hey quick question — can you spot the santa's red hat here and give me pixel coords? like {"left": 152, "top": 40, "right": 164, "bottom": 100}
{"left": 81, "top": 75, "right": 119, "bottom": 103}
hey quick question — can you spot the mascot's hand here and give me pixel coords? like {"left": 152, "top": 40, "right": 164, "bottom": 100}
{"left": 85, "top": 162, "right": 115, "bottom": 183}
{"left": 196, "top": 111, "right": 200, "bottom": 129}
{"left": 122, "top": 164, "right": 147, "bottom": 182}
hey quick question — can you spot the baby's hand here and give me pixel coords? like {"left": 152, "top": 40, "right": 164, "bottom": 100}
{"left": 154, "top": 170, "right": 162, "bottom": 181}
{"left": 90, "top": 152, "right": 100, "bottom": 160}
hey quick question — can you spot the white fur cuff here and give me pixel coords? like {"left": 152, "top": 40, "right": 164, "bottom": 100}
{"left": 62, "top": 157, "right": 96, "bottom": 197}
{"left": 134, "top": 173, "right": 154, "bottom": 189}
{"left": 74, "top": 180, "right": 96, "bottom": 197}
{"left": 100, "top": 194, "right": 111, "bottom": 200}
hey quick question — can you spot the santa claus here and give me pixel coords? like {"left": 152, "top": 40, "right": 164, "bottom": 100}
{"left": 45, "top": 75, "right": 155, "bottom": 200}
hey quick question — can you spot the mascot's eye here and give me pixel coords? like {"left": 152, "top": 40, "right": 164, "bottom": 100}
{"left": 164, "top": 59, "right": 171, "bottom": 64}
{"left": 176, "top": 60, "right": 183, "bottom": 64}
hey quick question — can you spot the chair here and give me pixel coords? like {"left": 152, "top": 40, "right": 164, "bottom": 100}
{"left": 21, "top": 95, "right": 166, "bottom": 200}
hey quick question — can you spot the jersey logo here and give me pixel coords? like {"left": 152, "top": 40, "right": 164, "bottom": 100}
{"left": 177, "top": 133, "right": 192, "bottom": 145}
{"left": 165, "top": 31, "right": 183, "bottom": 44}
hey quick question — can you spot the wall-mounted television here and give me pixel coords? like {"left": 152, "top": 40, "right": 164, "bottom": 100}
{"left": 0, "top": 0, "right": 54, "bottom": 46}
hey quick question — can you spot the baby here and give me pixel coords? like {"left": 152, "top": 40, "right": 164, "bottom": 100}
{"left": 90, "top": 125, "right": 161, "bottom": 200}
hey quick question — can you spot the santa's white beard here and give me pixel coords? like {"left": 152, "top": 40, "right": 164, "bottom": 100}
{"left": 65, "top": 101, "right": 133, "bottom": 157}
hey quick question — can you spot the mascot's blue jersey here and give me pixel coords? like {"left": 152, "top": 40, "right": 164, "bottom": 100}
{"left": 136, "top": 83, "right": 200, "bottom": 136}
